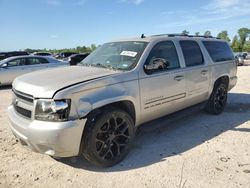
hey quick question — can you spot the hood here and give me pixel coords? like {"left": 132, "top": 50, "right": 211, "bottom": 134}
{"left": 13, "top": 66, "right": 119, "bottom": 98}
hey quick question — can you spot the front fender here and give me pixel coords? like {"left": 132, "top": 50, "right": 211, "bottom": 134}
{"left": 72, "top": 81, "right": 140, "bottom": 125}
{"left": 77, "top": 95, "right": 137, "bottom": 117}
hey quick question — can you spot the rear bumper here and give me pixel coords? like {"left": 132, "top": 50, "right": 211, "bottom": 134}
{"left": 229, "top": 76, "right": 237, "bottom": 91}
{"left": 8, "top": 105, "right": 86, "bottom": 157}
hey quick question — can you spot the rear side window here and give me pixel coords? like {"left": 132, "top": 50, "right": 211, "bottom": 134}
{"left": 37, "top": 58, "right": 49, "bottom": 64}
{"left": 180, "top": 40, "right": 204, "bottom": 67}
{"left": 26, "top": 58, "right": 41, "bottom": 65}
{"left": 203, "top": 41, "right": 234, "bottom": 62}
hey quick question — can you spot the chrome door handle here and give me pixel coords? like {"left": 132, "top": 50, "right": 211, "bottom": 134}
{"left": 201, "top": 70, "right": 208, "bottom": 75}
{"left": 174, "top": 75, "right": 184, "bottom": 81}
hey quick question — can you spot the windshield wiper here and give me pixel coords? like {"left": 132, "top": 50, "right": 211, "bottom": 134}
{"left": 80, "top": 62, "right": 122, "bottom": 71}
{"left": 95, "top": 63, "right": 109, "bottom": 69}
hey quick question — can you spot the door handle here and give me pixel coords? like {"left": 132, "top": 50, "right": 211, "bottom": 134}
{"left": 201, "top": 70, "right": 208, "bottom": 75}
{"left": 174, "top": 75, "right": 184, "bottom": 81}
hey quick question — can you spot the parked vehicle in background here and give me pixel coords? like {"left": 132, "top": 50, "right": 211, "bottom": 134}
{"left": 55, "top": 52, "right": 77, "bottom": 61}
{"left": 0, "top": 56, "right": 69, "bottom": 86}
{"left": 245, "top": 53, "right": 250, "bottom": 60}
{"left": 32, "top": 52, "right": 53, "bottom": 57}
{"left": 8, "top": 34, "right": 237, "bottom": 167}
{"left": 68, "top": 53, "right": 90, "bottom": 65}
{"left": 0, "top": 51, "right": 29, "bottom": 61}
{"left": 235, "top": 54, "right": 245, "bottom": 66}
{"left": 242, "top": 52, "right": 248, "bottom": 59}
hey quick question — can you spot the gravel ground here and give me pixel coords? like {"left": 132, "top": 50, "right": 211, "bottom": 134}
{"left": 0, "top": 66, "right": 250, "bottom": 188}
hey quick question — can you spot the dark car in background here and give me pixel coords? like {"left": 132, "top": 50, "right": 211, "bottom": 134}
{"left": 0, "top": 51, "right": 29, "bottom": 61}
{"left": 68, "top": 53, "right": 90, "bottom": 65}
{"left": 32, "top": 52, "right": 53, "bottom": 57}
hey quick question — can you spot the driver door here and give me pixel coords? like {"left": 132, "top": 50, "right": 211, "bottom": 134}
{"left": 139, "top": 41, "right": 186, "bottom": 123}
{"left": 0, "top": 58, "right": 27, "bottom": 84}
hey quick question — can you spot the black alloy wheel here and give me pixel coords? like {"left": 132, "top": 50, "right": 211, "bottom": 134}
{"left": 81, "top": 108, "right": 135, "bottom": 167}
{"left": 205, "top": 82, "right": 228, "bottom": 115}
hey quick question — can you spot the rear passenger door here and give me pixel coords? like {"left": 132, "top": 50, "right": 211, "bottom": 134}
{"left": 25, "top": 57, "right": 48, "bottom": 72}
{"left": 2, "top": 58, "right": 27, "bottom": 83}
{"left": 139, "top": 41, "right": 186, "bottom": 123}
{"left": 179, "top": 40, "right": 210, "bottom": 105}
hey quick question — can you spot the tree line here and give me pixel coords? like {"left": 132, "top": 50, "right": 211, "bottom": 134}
{"left": 24, "top": 44, "right": 98, "bottom": 54}
{"left": 182, "top": 27, "right": 250, "bottom": 52}
{"left": 24, "top": 27, "right": 250, "bottom": 54}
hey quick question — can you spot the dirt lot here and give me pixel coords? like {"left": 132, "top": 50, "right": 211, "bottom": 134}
{"left": 0, "top": 66, "right": 250, "bottom": 188}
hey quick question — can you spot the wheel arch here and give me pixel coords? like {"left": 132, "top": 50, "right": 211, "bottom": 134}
{"left": 90, "top": 100, "right": 136, "bottom": 124}
{"left": 78, "top": 96, "right": 138, "bottom": 125}
{"left": 214, "top": 75, "right": 230, "bottom": 89}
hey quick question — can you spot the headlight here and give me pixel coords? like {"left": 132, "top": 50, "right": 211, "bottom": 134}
{"left": 35, "top": 99, "right": 71, "bottom": 122}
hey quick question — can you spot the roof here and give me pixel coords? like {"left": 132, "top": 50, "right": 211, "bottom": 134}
{"left": 111, "top": 34, "right": 224, "bottom": 43}
{"left": 0, "top": 55, "right": 56, "bottom": 63}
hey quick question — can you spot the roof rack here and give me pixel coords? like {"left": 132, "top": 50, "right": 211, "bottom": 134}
{"left": 150, "top": 33, "right": 220, "bottom": 39}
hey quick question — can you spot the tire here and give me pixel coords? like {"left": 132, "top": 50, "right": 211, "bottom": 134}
{"left": 80, "top": 108, "right": 135, "bottom": 167}
{"left": 205, "top": 82, "right": 228, "bottom": 115}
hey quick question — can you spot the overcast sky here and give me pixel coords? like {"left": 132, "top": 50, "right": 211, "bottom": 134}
{"left": 0, "top": 0, "right": 250, "bottom": 51}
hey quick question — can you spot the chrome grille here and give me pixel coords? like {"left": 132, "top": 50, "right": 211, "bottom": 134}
{"left": 13, "top": 89, "right": 34, "bottom": 104}
{"left": 12, "top": 89, "right": 34, "bottom": 119}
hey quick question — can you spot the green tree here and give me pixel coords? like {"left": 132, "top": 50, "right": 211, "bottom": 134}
{"left": 238, "top": 27, "right": 250, "bottom": 52}
{"left": 90, "top": 44, "right": 97, "bottom": 51}
{"left": 181, "top": 30, "right": 189, "bottom": 35}
{"left": 243, "top": 40, "right": 250, "bottom": 52}
{"left": 204, "top": 31, "right": 211, "bottom": 37}
{"left": 231, "top": 35, "right": 240, "bottom": 52}
{"left": 195, "top": 32, "right": 200, "bottom": 36}
{"left": 217, "top": 30, "right": 230, "bottom": 42}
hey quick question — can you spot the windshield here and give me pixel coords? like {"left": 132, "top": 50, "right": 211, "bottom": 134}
{"left": 79, "top": 41, "right": 148, "bottom": 70}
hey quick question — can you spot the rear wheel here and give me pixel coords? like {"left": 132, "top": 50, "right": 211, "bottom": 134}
{"left": 205, "top": 82, "right": 228, "bottom": 115}
{"left": 81, "top": 108, "right": 135, "bottom": 167}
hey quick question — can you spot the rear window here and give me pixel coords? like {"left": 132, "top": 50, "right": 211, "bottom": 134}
{"left": 202, "top": 41, "right": 234, "bottom": 62}
{"left": 180, "top": 40, "right": 204, "bottom": 67}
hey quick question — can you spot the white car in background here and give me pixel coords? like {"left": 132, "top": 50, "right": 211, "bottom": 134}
{"left": 0, "top": 55, "right": 69, "bottom": 86}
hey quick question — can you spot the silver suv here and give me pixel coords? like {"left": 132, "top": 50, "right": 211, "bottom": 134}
{"left": 8, "top": 34, "right": 237, "bottom": 167}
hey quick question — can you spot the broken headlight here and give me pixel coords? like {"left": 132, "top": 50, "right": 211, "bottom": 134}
{"left": 35, "top": 99, "right": 71, "bottom": 122}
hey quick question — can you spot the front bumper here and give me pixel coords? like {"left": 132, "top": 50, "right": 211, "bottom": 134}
{"left": 7, "top": 105, "right": 87, "bottom": 157}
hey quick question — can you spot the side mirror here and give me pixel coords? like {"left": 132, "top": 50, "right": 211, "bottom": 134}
{"left": 144, "top": 58, "right": 169, "bottom": 74}
{"left": 0, "top": 63, "right": 7, "bottom": 68}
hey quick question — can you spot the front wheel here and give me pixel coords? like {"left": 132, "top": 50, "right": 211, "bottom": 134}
{"left": 205, "top": 82, "right": 228, "bottom": 115}
{"left": 80, "top": 108, "right": 135, "bottom": 167}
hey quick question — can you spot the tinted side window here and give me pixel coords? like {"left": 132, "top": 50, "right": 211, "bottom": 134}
{"left": 0, "top": 53, "right": 6, "bottom": 60}
{"left": 145, "top": 41, "right": 180, "bottom": 71}
{"left": 180, "top": 40, "right": 204, "bottom": 67}
{"left": 26, "top": 58, "right": 41, "bottom": 65}
{"left": 38, "top": 58, "right": 49, "bottom": 64}
{"left": 7, "top": 58, "right": 26, "bottom": 67}
{"left": 203, "top": 41, "right": 234, "bottom": 62}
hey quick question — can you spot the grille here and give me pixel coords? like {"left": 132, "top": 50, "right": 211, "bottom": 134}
{"left": 12, "top": 89, "right": 33, "bottom": 119}
{"left": 14, "top": 105, "right": 32, "bottom": 119}
{"left": 13, "top": 89, "right": 33, "bottom": 103}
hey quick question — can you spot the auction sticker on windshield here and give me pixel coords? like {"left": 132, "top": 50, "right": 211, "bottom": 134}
{"left": 120, "top": 51, "right": 137, "bottom": 57}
